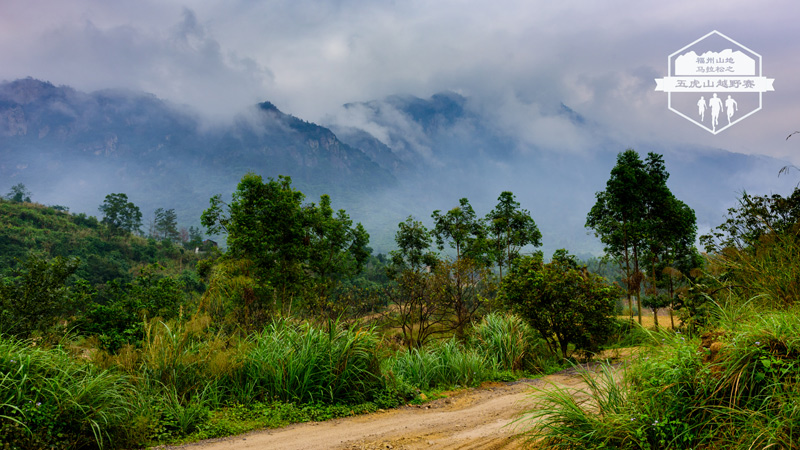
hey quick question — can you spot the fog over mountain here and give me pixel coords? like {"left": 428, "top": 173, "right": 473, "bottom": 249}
{"left": 1, "top": 78, "right": 796, "bottom": 257}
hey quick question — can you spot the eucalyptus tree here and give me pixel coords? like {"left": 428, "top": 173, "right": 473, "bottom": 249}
{"left": 586, "top": 150, "right": 648, "bottom": 324}
{"left": 431, "top": 198, "right": 495, "bottom": 339}
{"left": 587, "top": 150, "right": 697, "bottom": 326}
{"left": 486, "top": 191, "right": 542, "bottom": 280}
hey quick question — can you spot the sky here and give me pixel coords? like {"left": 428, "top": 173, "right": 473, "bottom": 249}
{"left": 2, "top": 0, "right": 799, "bottom": 164}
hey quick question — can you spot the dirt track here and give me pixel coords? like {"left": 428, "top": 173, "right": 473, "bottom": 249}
{"left": 163, "top": 368, "right": 596, "bottom": 450}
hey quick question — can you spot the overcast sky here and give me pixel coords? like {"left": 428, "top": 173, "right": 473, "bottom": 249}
{"left": 2, "top": 0, "right": 799, "bottom": 162}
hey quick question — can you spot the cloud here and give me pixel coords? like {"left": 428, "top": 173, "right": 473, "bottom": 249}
{"left": 0, "top": 0, "right": 798, "bottom": 159}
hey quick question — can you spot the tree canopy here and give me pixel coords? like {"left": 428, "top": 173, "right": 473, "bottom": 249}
{"left": 201, "top": 173, "right": 370, "bottom": 317}
{"left": 99, "top": 193, "right": 143, "bottom": 235}
{"left": 501, "top": 250, "right": 619, "bottom": 358}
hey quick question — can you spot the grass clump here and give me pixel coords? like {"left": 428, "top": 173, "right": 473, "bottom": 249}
{"left": 521, "top": 311, "right": 800, "bottom": 449}
{"left": 0, "top": 336, "right": 136, "bottom": 450}
{"left": 388, "top": 338, "right": 495, "bottom": 389}
{"left": 235, "top": 319, "right": 385, "bottom": 404}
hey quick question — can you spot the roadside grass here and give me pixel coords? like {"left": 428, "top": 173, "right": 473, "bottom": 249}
{"left": 520, "top": 306, "right": 800, "bottom": 449}
{"left": 2, "top": 311, "right": 566, "bottom": 448}
{"left": 0, "top": 336, "right": 136, "bottom": 450}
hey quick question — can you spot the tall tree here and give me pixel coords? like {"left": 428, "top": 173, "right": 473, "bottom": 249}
{"left": 99, "top": 193, "right": 142, "bottom": 235}
{"left": 202, "top": 173, "right": 308, "bottom": 314}
{"left": 486, "top": 191, "right": 542, "bottom": 280}
{"left": 587, "top": 150, "right": 697, "bottom": 327}
{"left": 641, "top": 153, "right": 697, "bottom": 329}
{"left": 586, "top": 150, "right": 648, "bottom": 324}
{"left": 154, "top": 208, "right": 179, "bottom": 242}
{"left": 431, "top": 199, "right": 494, "bottom": 339}
{"left": 390, "top": 216, "right": 438, "bottom": 273}
{"left": 305, "top": 194, "right": 371, "bottom": 314}
{"left": 431, "top": 198, "right": 487, "bottom": 263}
{"left": 387, "top": 217, "right": 441, "bottom": 348}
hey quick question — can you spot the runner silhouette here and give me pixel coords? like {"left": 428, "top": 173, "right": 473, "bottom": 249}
{"left": 725, "top": 95, "right": 738, "bottom": 124}
{"left": 697, "top": 96, "right": 707, "bottom": 122}
{"left": 709, "top": 93, "right": 723, "bottom": 132}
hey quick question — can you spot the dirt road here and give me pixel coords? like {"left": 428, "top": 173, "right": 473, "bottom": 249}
{"left": 164, "top": 368, "right": 595, "bottom": 450}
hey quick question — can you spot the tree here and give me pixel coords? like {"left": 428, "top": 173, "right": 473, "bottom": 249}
{"left": 486, "top": 191, "right": 542, "bottom": 280}
{"left": 99, "top": 193, "right": 142, "bottom": 235}
{"left": 201, "top": 173, "right": 371, "bottom": 317}
{"left": 501, "top": 250, "right": 619, "bottom": 359}
{"left": 5, "top": 183, "right": 31, "bottom": 203}
{"left": 202, "top": 173, "right": 308, "bottom": 314}
{"left": 389, "top": 216, "right": 438, "bottom": 273}
{"left": 305, "top": 194, "right": 371, "bottom": 316}
{"left": 432, "top": 198, "right": 495, "bottom": 339}
{"left": 587, "top": 151, "right": 698, "bottom": 327}
{"left": 386, "top": 217, "right": 441, "bottom": 348}
{"left": 432, "top": 198, "right": 487, "bottom": 263}
{"left": 153, "top": 208, "right": 180, "bottom": 242}
{"left": 587, "top": 150, "right": 648, "bottom": 324}
{"left": 0, "top": 255, "right": 80, "bottom": 338}
{"left": 640, "top": 153, "right": 697, "bottom": 328}
{"left": 700, "top": 188, "right": 800, "bottom": 253}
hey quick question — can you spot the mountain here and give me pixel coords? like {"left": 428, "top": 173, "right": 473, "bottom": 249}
{"left": 1, "top": 78, "right": 796, "bottom": 256}
{"left": 326, "top": 92, "right": 799, "bottom": 256}
{"left": 0, "top": 78, "right": 394, "bottom": 241}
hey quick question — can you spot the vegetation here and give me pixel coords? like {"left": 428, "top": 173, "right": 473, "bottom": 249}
{"left": 7, "top": 146, "right": 796, "bottom": 448}
{"left": 522, "top": 184, "right": 800, "bottom": 449}
{"left": 586, "top": 150, "right": 698, "bottom": 326}
{"left": 500, "top": 250, "right": 620, "bottom": 358}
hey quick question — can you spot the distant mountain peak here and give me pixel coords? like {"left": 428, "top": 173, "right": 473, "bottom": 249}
{"left": 257, "top": 101, "right": 280, "bottom": 113}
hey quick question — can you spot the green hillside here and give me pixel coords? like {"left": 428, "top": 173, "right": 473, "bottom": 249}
{"left": 0, "top": 198, "right": 201, "bottom": 285}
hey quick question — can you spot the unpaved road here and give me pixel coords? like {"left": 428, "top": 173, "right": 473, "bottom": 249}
{"left": 163, "top": 367, "right": 599, "bottom": 450}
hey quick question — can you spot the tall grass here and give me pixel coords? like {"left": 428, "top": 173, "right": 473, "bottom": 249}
{"left": 389, "top": 338, "right": 494, "bottom": 389}
{"left": 235, "top": 319, "right": 384, "bottom": 404}
{"left": 472, "top": 312, "right": 533, "bottom": 371}
{"left": 521, "top": 310, "right": 800, "bottom": 449}
{"left": 0, "top": 336, "right": 136, "bottom": 449}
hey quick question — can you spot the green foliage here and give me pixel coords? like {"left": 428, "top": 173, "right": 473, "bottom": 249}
{"left": 389, "top": 216, "right": 438, "bottom": 273}
{"left": 701, "top": 188, "right": 800, "bottom": 253}
{"left": 151, "top": 208, "right": 180, "bottom": 242}
{"left": 77, "top": 265, "right": 191, "bottom": 351}
{"left": 587, "top": 150, "right": 698, "bottom": 327}
{"left": 237, "top": 319, "right": 385, "bottom": 405}
{"left": 432, "top": 197, "right": 488, "bottom": 263}
{"left": 201, "top": 173, "right": 371, "bottom": 319}
{"left": 0, "top": 199, "right": 198, "bottom": 290}
{"left": 99, "top": 193, "right": 143, "bottom": 235}
{"left": 501, "top": 250, "right": 619, "bottom": 358}
{"left": 523, "top": 311, "right": 800, "bottom": 449}
{"left": 0, "top": 255, "right": 80, "bottom": 338}
{"left": 471, "top": 312, "right": 542, "bottom": 372}
{"left": 485, "top": 191, "right": 542, "bottom": 279}
{"left": 388, "top": 338, "right": 494, "bottom": 389}
{"left": 4, "top": 183, "right": 31, "bottom": 203}
{"left": 0, "top": 336, "right": 136, "bottom": 450}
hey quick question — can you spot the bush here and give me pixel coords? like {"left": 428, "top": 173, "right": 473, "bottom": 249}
{"left": 501, "top": 250, "right": 620, "bottom": 358}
